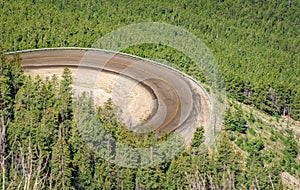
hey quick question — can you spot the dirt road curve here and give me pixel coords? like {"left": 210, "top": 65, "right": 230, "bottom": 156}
{"left": 10, "top": 48, "right": 213, "bottom": 144}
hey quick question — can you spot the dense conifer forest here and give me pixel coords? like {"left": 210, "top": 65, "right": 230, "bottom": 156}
{"left": 1, "top": 0, "right": 299, "bottom": 189}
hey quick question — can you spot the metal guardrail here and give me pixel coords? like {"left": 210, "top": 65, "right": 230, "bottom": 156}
{"left": 6, "top": 47, "right": 217, "bottom": 147}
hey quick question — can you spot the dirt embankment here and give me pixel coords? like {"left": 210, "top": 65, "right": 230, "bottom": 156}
{"left": 24, "top": 67, "right": 155, "bottom": 126}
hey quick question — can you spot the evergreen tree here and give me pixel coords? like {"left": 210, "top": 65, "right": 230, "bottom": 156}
{"left": 50, "top": 68, "right": 74, "bottom": 189}
{"left": 69, "top": 125, "right": 93, "bottom": 189}
{"left": 50, "top": 127, "right": 73, "bottom": 190}
{"left": 191, "top": 126, "right": 205, "bottom": 148}
{"left": 0, "top": 56, "right": 12, "bottom": 190}
{"left": 224, "top": 106, "right": 247, "bottom": 133}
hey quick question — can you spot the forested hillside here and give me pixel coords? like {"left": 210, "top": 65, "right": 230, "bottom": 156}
{"left": 1, "top": 56, "right": 298, "bottom": 189}
{"left": 1, "top": 0, "right": 300, "bottom": 189}
{"left": 0, "top": 0, "right": 299, "bottom": 120}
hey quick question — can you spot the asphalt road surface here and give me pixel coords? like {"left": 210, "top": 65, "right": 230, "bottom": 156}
{"left": 11, "top": 49, "right": 212, "bottom": 143}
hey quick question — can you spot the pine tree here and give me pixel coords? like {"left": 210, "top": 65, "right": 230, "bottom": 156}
{"left": 136, "top": 166, "right": 167, "bottom": 189}
{"left": 50, "top": 126, "right": 73, "bottom": 190}
{"left": 223, "top": 106, "right": 247, "bottom": 134}
{"left": 165, "top": 155, "right": 192, "bottom": 189}
{"left": 93, "top": 158, "right": 113, "bottom": 190}
{"left": 69, "top": 125, "right": 93, "bottom": 189}
{"left": 50, "top": 68, "right": 74, "bottom": 190}
{"left": 0, "top": 64, "right": 11, "bottom": 190}
{"left": 191, "top": 126, "right": 205, "bottom": 148}
{"left": 3, "top": 55, "right": 24, "bottom": 99}
{"left": 115, "top": 167, "right": 135, "bottom": 190}
{"left": 58, "top": 68, "right": 73, "bottom": 123}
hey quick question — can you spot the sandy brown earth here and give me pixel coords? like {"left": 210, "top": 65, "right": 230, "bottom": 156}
{"left": 24, "top": 67, "right": 155, "bottom": 127}
{"left": 281, "top": 172, "right": 300, "bottom": 189}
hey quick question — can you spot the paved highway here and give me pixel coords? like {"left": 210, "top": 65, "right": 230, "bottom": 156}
{"left": 10, "top": 48, "right": 212, "bottom": 143}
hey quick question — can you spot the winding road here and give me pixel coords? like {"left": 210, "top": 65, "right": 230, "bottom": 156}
{"left": 8, "top": 48, "right": 213, "bottom": 144}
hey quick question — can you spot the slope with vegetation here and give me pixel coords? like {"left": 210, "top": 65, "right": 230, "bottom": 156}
{"left": 1, "top": 0, "right": 299, "bottom": 120}
{"left": 1, "top": 57, "right": 298, "bottom": 189}
{"left": 1, "top": 0, "right": 299, "bottom": 189}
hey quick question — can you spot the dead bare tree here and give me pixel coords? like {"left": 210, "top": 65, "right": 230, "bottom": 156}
{"left": 5, "top": 141, "right": 48, "bottom": 190}
{"left": 288, "top": 0, "right": 292, "bottom": 7}
{"left": 185, "top": 165, "right": 206, "bottom": 190}
{"left": 226, "top": 166, "right": 236, "bottom": 190}
{"left": 255, "top": 175, "right": 261, "bottom": 190}
{"left": 0, "top": 117, "right": 6, "bottom": 190}
{"left": 268, "top": 173, "right": 275, "bottom": 190}
{"left": 0, "top": 116, "right": 13, "bottom": 190}
{"left": 7, "top": 148, "right": 23, "bottom": 190}
{"left": 207, "top": 174, "right": 216, "bottom": 190}
{"left": 32, "top": 146, "right": 49, "bottom": 190}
